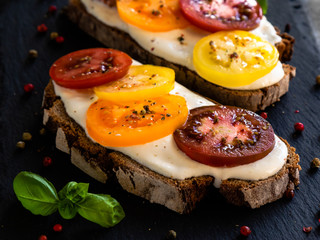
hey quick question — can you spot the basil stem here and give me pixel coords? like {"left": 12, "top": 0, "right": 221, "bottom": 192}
{"left": 13, "top": 171, "right": 59, "bottom": 216}
{"left": 77, "top": 193, "right": 125, "bottom": 228}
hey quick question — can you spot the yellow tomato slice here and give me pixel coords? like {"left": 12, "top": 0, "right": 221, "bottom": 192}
{"left": 116, "top": 0, "right": 190, "bottom": 32}
{"left": 193, "top": 30, "right": 279, "bottom": 88}
{"left": 86, "top": 95, "right": 188, "bottom": 147}
{"left": 94, "top": 65, "right": 175, "bottom": 102}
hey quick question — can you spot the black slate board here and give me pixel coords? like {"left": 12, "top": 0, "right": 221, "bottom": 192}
{"left": 1, "top": 0, "right": 320, "bottom": 239}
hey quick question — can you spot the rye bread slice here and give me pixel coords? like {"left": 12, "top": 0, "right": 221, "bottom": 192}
{"left": 64, "top": 0, "right": 296, "bottom": 112}
{"left": 42, "top": 81, "right": 300, "bottom": 213}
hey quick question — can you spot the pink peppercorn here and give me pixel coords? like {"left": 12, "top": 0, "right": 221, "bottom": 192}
{"left": 294, "top": 122, "right": 304, "bottom": 132}
{"left": 24, "top": 83, "right": 34, "bottom": 93}
{"left": 38, "top": 235, "right": 47, "bottom": 240}
{"left": 53, "top": 223, "right": 63, "bottom": 232}
{"left": 260, "top": 112, "right": 267, "bottom": 119}
{"left": 240, "top": 226, "right": 251, "bottom": 236}
{"left": 55, "top": 36, "right": 64, "bottom": 43}
{"left": 37, "top": 24, "right": 48, "bottom": 33}
{"left": 48, "top": 5, "right": 57, "bottom": 13}
{"left": 43, "top": 156, "right": 52, "bottom": 167}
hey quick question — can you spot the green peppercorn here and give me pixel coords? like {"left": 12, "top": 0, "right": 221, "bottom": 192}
{"left": 166, "top": 230, "right": 177, "bottom": 240}
{"left": 22, "top": 132, "right": 32, "bottom": 141}
{"left": 50, "top": 32, "right": 59, "bottom": 40}
{"left": 316, "top": 75, "right": 320, "bottom": 85}
{"left": 28, "top": 49, "right": 38, "bottom": 58}
{"left": 16, "top": 141, "right": 26, "bottom": 149}
{"left": 311, "top": 158, "right": 320, "bottom": 168}
{"left": 39, "top": 128, "right": 46, "bottom": 135}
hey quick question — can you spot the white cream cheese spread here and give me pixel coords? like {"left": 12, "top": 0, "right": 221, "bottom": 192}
{"left": 80, "top": 0, "right": 284, "bottom": 90}
{"left": 52, "top": 61, "right": 287, "bottom": 188}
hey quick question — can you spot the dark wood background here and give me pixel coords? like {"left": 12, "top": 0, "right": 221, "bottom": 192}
{"left": 1, "top": 0, "right": 320, "bottom": 239}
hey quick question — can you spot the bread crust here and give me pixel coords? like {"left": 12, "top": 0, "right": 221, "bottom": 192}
{"left": 64, "top": 0, "right": 296, "bottom": 112}
{"left": 43, "top": 81, "right": 300, "bottom": 213}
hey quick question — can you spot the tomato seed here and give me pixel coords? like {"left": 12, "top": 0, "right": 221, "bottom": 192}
{"left": 38, "top": 235, "right": 47, "bottom": 240}
{"left": 240, "top": 226, "right": 251, "bottom": 236}
{"left": 55, "top": 36, "right": 64, "bottom": 43}
{"left": 294, "top": 122, "right": 304, "bottom": 132}
{"left": 260, "top": 112, "right": 267, "bottom": 119}
{"left": 37, "top": 24, "right": 48, "bottom": 33}
{"left": 43, "top": 156, "right": 52, "bottom": 167}
{"left": 48, "top": 5, "right": 57, "bottom": 13}
{"left": 53, "top": 223, "right": 62, "bottom": 232}
{"left": 24, "top": 83, "right": 34, "bottom": 93}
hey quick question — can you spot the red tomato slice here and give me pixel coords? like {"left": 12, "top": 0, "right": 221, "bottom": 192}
{"left": 49, "top": 48, "right": 132, "bottom": 89}
{"left": 173, "top": 105, "right": 275, "bottom": 167}
{"left": 179, "top": 0, "right": 262, "bottom": 32}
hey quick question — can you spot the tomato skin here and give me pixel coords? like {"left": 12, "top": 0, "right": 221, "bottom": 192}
{"left": 117, "top": 0, "right": 190, "bottom": 32}
{"left": 49, "top": 48, "right": 132, "bottom": 89}
{"left": 86, "top": 95, "right": 188, "bottom": 147}
{"left": 180, "top": 0, "right": 262, "bottom": 32}
{"left": 173, "top": 105, "right": 275, "bottom": 167}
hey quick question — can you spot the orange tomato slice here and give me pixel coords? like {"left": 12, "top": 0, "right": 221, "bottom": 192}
{"left": 86, "top": 95, "right": 188, "bottom": 147}
{"left": 93, "top": 65, "right": 175, "bottom": 103}
{"left": 116, "top": 0, "right": 190, "bottom": 32}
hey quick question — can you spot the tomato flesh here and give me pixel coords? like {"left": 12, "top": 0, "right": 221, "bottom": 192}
{"left": 173, "top": 105, "right": 275, "bottom": 167}
{"left": 50, "top": 48, "right": 132, "bottom": 89}
{"left": 94, "top": 65, "right": 175, "bottom": 102}
{"left": 87, "top": 95, "right": 188, "bottom": 147}
{"left": 180, "top": 0, "right": 262, "bottom": 32}
{"left": 193, "top": 31, "right": 279, "bottom": 88}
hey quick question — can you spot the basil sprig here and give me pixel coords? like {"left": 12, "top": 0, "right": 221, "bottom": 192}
{"left": 13, "top": 172, "right": 125, "bottom": 228}
{"left": 257, "top": 0, "right": 268, "bottom": 15}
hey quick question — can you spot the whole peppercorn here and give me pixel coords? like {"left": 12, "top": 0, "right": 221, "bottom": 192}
{"left": 43, "top": 156, "right": 52, "bottom": 167}
{"left": 24, "top": 83, "right": 34, "bottom": 93}
{"left": 311, "top": 158, "right": 320, "bottom": 168}
{"left": 48, "top": 5, "right": 57, "bottom": 13}
{"left": 50, "top": 32, "right": 59, "bottom": 40}
{"left": 240, "top": 226, "right": 251, "bottom": 236}
{"left": 53, "top": 223, "right": 63, "bottom": 232}
{"left": 55, "top": 36, "right": 64, "bottom": 43}
{"left": 22, "top": 132, "right": 32, "bottom": 141}
{"left": 166, "top": 230, "right": 177, "bottom": 240}
{"left": 285, "top": 189, "right": 295, "bottom": 200}
{"left": 16, "top": 141, "right": 26, "bottom": 149}
{"left": 294, "top": 122, "right": 304, "bottom": 132}
{"left": 303, "top": 226, "right": 312, "bottom": 233}
{"left": 37, "top": 23, "right": 48, "bottom": 33}
{"left": 260, "top": 112, "right": 267, "bottom": 119}
{"left": 316, "top": 75, "right": 320, "bottom": 85}
{"left": 39, "top": 128, "right": 46, "bottom": 135}
{"left": 38, "top": 235, "right": 47, "bottom": 240}
{"left": 28, "top": 49, "right": 38, "bottom": 58}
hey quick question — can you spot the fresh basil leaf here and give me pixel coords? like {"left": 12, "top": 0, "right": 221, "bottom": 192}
{"left": 257, "top": 0, "right": 268, "bottom": 15}
{"left": 13, "top": 171, "right": 59, "bottom": 216}
{"left": 58, "top": 199, "right": 78, "bottom": 219}
{"left": 58, "top": 182, "right": 89, "bottom": 204}
{"left": 77, "top": 193, "right": 125, "bottom": 228}
{"left": 57, "top": 181, "right": 88, "bottom": 219}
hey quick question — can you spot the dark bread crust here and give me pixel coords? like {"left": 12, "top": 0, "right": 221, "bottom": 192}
{"left": 64, "top": 0, "right": 296, "bottom": 112}
{"left": 43, "top": 81, "right": 300, "bottom": 213}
